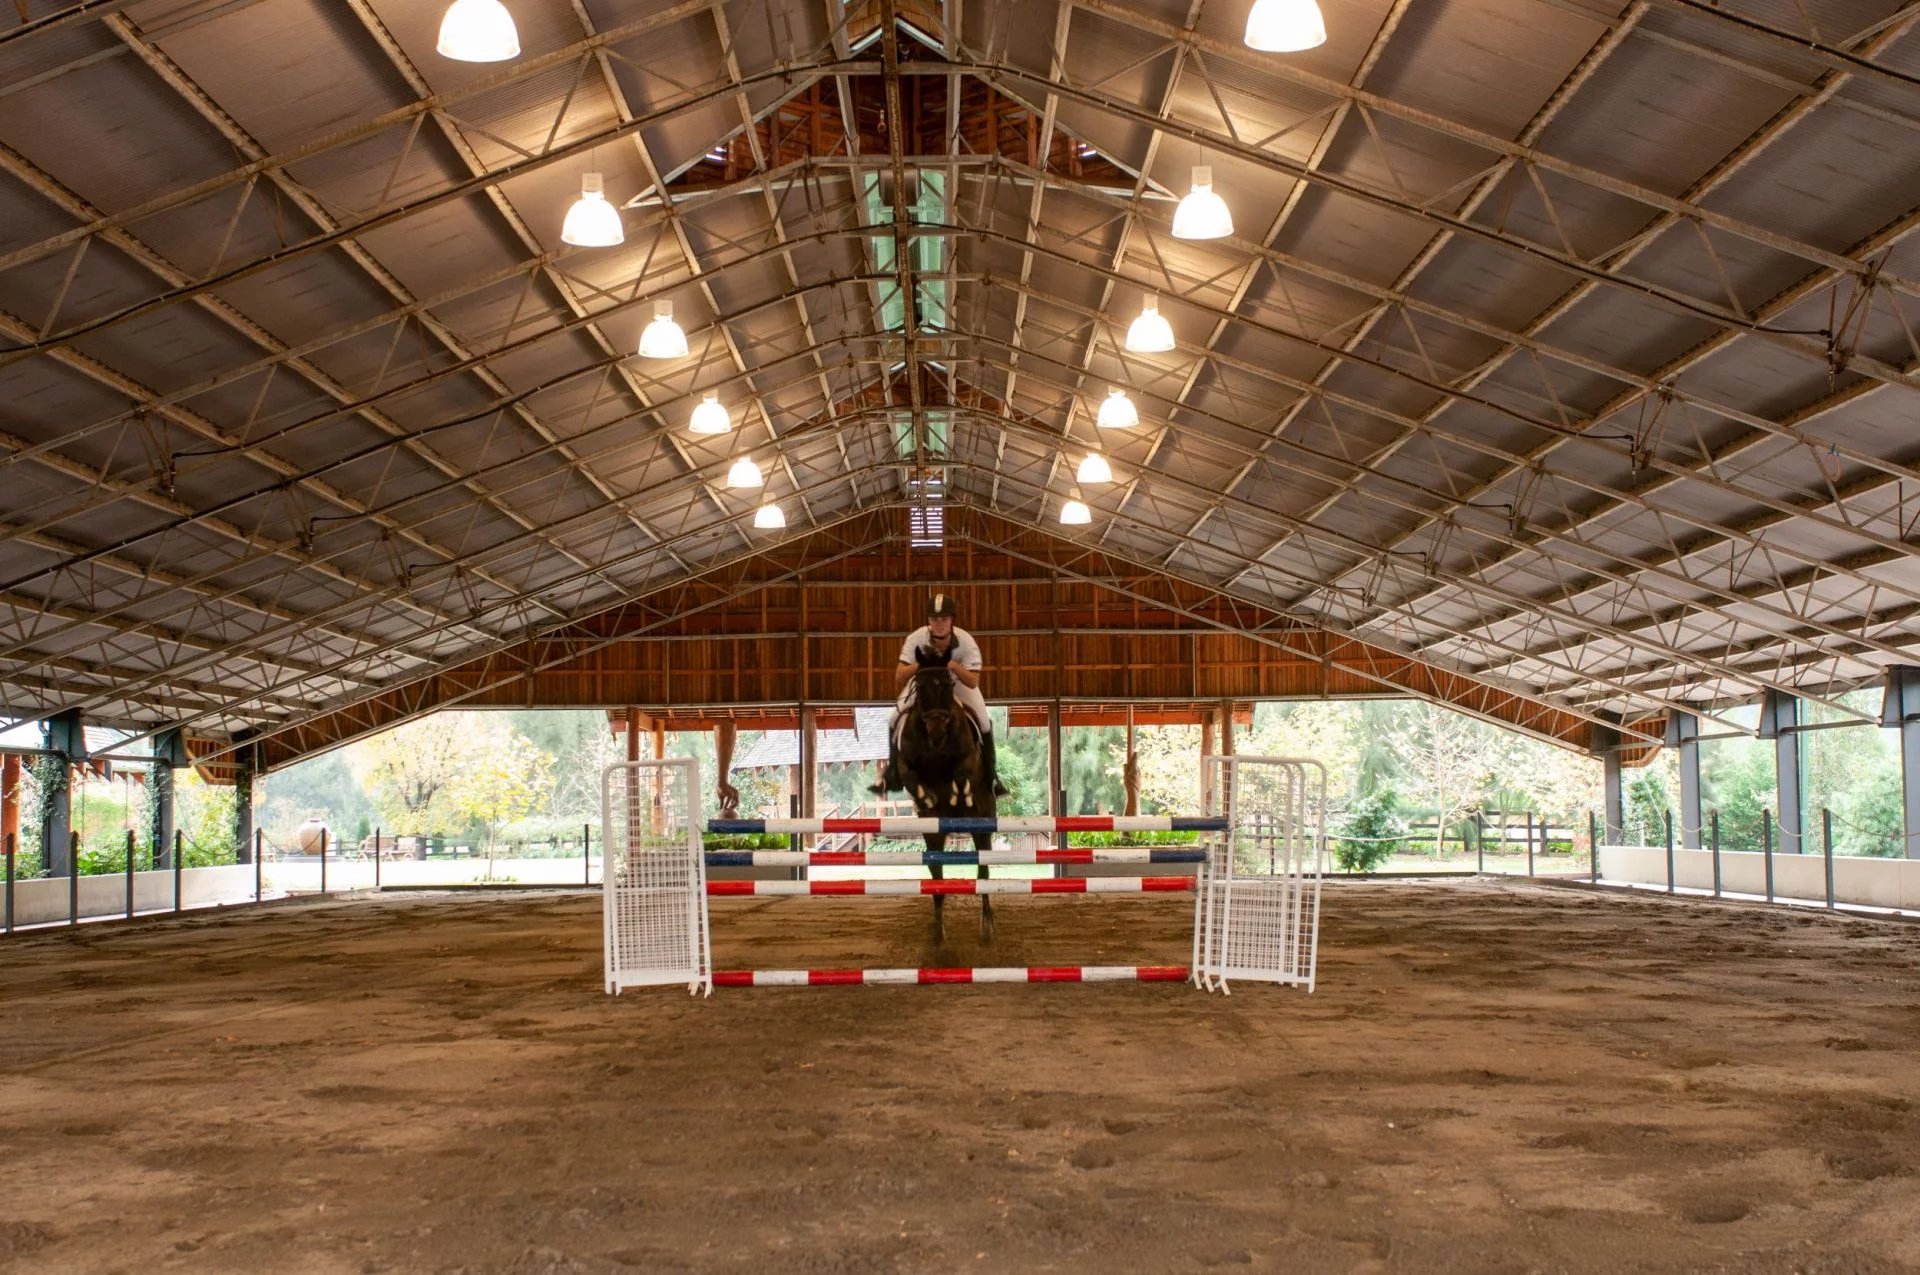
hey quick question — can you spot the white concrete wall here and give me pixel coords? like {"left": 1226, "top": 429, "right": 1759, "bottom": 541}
{"left": 1598, "top": 845, "right": 1920, "bottom": 910}
{"left": 6, "top": 864, "right": 255, "bottom": 927}
{"left": 264, "top": 856, "right": 600, "bottom": 892}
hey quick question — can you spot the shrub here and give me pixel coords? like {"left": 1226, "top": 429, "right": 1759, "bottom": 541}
{"left": 1334, "top": 788, "right": 1403, "bottom": 873}
{"left": 1065, "top": 830, "right": 1203, "bottom": 848}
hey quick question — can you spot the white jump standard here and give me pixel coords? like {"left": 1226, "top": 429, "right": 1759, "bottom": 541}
{"left": 601, "top": 754, "right": 1326, "bottom": 997}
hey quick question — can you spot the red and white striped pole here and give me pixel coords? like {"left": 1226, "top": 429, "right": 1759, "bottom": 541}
{"left": 713, "top": 966, "right": 1190, "bottom": 987}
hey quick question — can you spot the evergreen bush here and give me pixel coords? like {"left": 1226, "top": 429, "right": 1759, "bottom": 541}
{"left": 1334, "top": 788, "right": 1403, "bottom": 873}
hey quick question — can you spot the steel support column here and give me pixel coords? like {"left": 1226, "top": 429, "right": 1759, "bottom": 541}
{"left": 1881, "top": 667, "right": 1920, "bottom": 861}
{"left": 1760, "top": 690, "right": 1803, "bottom": 855}
{"left": 232, "top": 741, "right": 256, "bottom": 863}
{"left": 1588, "top": 716, "right": 1625, "bottom": 844}
{"left": 1047, "top": 700, "right": 1064, "bottom": 818}
{"left": 44, "top": 709, "right": 83, "bottom": 877}
{"left": 151, "top": 729, "right": 186, "bottom": 870}
{"left": 799, "top": 706, "right": 817, "bottom": 820}
{"left": 1665, "top": 711, "right": 1703, "bottom": 849}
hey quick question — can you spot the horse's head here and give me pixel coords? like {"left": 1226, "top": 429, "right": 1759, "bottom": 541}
{"left": 912, "top": 665, "right": 960, "bottom": 744}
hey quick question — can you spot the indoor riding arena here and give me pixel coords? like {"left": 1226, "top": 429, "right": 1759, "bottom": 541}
{"left": 3, "top": 0, "right": 1920, "bottom": 1271}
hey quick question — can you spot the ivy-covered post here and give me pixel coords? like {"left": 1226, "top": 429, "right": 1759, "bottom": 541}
{"left": 1665, "top": 710, "right": 1703, "bottom": 850}
{"left": 148, "top": 730, "right": 186, "bottom": 869}
{"left": 43, "top": 710, "right": 84, "bottom": 878}
{"left": 1881, "top": 666, "right": 1920, "bottom": 861}
{"left": 1759, "top": 690, "right": 1802, "bottom": 854}
{"left": 1588, "top": 714, "right": 1624, "bottom": 846}
{"left": 232, "top": 738, "right": 256, "bottom": 863}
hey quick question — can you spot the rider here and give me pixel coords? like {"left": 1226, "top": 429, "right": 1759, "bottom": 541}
{"left": 875, "top": 591, "right": 1004, "bottom": 796}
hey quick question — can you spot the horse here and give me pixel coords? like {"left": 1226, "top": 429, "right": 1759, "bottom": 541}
{"left": 882, "top": 652, "right": 997, "bottom": 944}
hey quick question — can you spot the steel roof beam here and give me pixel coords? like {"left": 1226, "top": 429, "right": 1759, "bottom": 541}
{"left": 947, "top": 341, "right": 1915, "bottom": 675}
{"left": 14, "top": 242, "right": 1909, "bottom": 698}
{"left": 0, "top": 0, "right": 734, "bottom": 276}
{"left": 338, "top": 0, "right": 743, "bottom": 563}
{"left": 1275, "top": 8, "right": 1920, "bottom": 624}
{"left": 28, "top": 397, "right": 920, "bottom": 726}
{"left": 129, "top": 8, "right": 691, "bottom": 584}
{"left": 1161, "top": 0, "right": 1648, "bottom": 565}
{"left": 1060, "top": 0, "right": 1920, "bottom": 304}
{"left": 0, "top": 143, "right": 539, "bottom": 640}
{"left": 19, "top": 215, "right": 1909, "bottom": 690}
{"left": 0, "top": 161, "right": 850, "bottom": 499}
{"left": 189, "top": 487, "right": 1663, "bottom": 769}
{"left": 938, "top": 393, "right": 1879, "bottom": 724}
{"left": 1059, "top": 0, "right": 1205, "bottom": 546}
{"left": 0, "top": 334, "right": 930, "bottom": 680}
{"left": 1153, "top": 0, "right": 1423, "bottom": 565}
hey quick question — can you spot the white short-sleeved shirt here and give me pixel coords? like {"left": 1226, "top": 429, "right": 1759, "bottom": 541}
{"left": 898, "top": 624, "right": 983, "bottom": 673}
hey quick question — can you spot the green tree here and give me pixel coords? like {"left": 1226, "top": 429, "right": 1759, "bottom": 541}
{"left": 1624, "top": 762, "right": 1676, "bottom": 846}
{"left": 1131, "top": 724, "right": 1203, "bottom": 814}
{"left": 1353, "top": 701, "right": 1400, "bottom": 798}
{"left": 1334, "top": 786, "right": 1403, "bottom": 872}
{"left": 443, "top": 723, "right": 554, "bottom": 878}
{"left": 995, "top": 735, "right": 1041, "bottom": 813}
{"left": 1701, "top": 736, "right": 1773, "bottom": 852}
{"left": 1061, "top": 725, "right": 1125, "bottom": 813}
{"left": 1835, "top": 775, "right": 1903, "bottom": 857}
{"left": 349, "top": 714, "right": 477, "bottom": 834}
{"left": 1389, "top": 703, "right": 1489, "bottom": 853}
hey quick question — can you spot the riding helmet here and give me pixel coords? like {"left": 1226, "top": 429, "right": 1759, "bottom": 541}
{"left": 926, "top": 591, "right": 958, "bottom": 618}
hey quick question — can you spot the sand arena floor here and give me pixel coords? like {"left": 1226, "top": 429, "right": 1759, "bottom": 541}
{"left": 1, "top": 879, "right": 1917, "bottom": 1273}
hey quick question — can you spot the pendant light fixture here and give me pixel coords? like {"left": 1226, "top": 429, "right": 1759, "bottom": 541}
{"left": 753, "top": 502, "right": 786, "bottom": 529}
{"left": 1244, "top": 0, "right": 1327, "bottom": 52}
{"left": 637, "top": 300, "right": 689, "bottom": 359}
{"left": 1172, "top": 166, "right": 1233, "bottom": 240}
{"left": 688, "top": 392, "right": 731, "bottom": 435}
{"left": 1059, "top": 497, "right": 1093, "bottom": 526}
{"left": 1096, "top": 387, "right": 1139, "bottom": 430}
{"left": 726, "top": 456, "right": 764, "bottom": 488}
{"left": 1076, "top": 452, "right": 1114, "bottom": 484}
{"left": 437, "top": 0, "right": 520, "bottom": 61}
{"left": 1124, "top": 294, "right": 1175, "bottom": 353}
{"left": 561, "top": 173, "right": 623, "bottom": 247}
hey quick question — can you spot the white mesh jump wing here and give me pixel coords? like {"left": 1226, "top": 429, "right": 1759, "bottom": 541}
{"left": 1193, "top": 756, "right": 1327, "bottom": 994}
{"left": 602, "top": 758, "right": 711, "bottom": 995}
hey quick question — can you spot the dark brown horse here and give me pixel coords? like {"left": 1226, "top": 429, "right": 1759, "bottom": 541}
{"left": 884, "top": 655, "right": 997, "bottom": 943}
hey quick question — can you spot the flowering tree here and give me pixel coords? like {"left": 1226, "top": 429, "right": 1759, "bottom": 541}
{"left": 446, "top": 723, "right": 553, "bottom": 879}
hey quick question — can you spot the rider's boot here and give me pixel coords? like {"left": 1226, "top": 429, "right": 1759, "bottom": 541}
{"left": 982, "top": 730, "right": 1009, "bottom": 798}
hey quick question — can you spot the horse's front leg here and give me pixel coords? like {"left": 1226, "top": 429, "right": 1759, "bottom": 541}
{"left": 975, "top": 831, "right": 995, "bottom": 944}
{"left": 926, "top": 831, "right": 945, "bottom": 943}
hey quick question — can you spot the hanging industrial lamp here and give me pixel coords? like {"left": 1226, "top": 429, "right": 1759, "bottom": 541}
{"left": 688, "top": 393, "right": 732, "bottom": 435}
{"left": 637, "top": 300, "right": 689, "bottom": 359}
{"left": 726, "top": 457, "right": 764, "bottom": 488}
{"left": 1096, "top": 388, "right": 1140, "bottom": 429}
{"left": 1172, "top": 166, "right": 1233, "bottom": 240}
{"left": 1244, "top": 0, "right": 1327, "bottom": 52}
{"left": 1059, "top": 497, "right": 1093, "bottom": 526}
{"left": 1076, "top": 452, "right": 1114, "bottom": 484}
{"left": 561, "top": 173, "right": 623, "bottom": 247}
{"left": 753, "top": 502, "right": 786, "bottom": 529}
{"left": 1124, "top": 295, "right": 1175, "bottom": 353}
{"left": 437, "top": 0, "right": 520, "bottom": 61}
